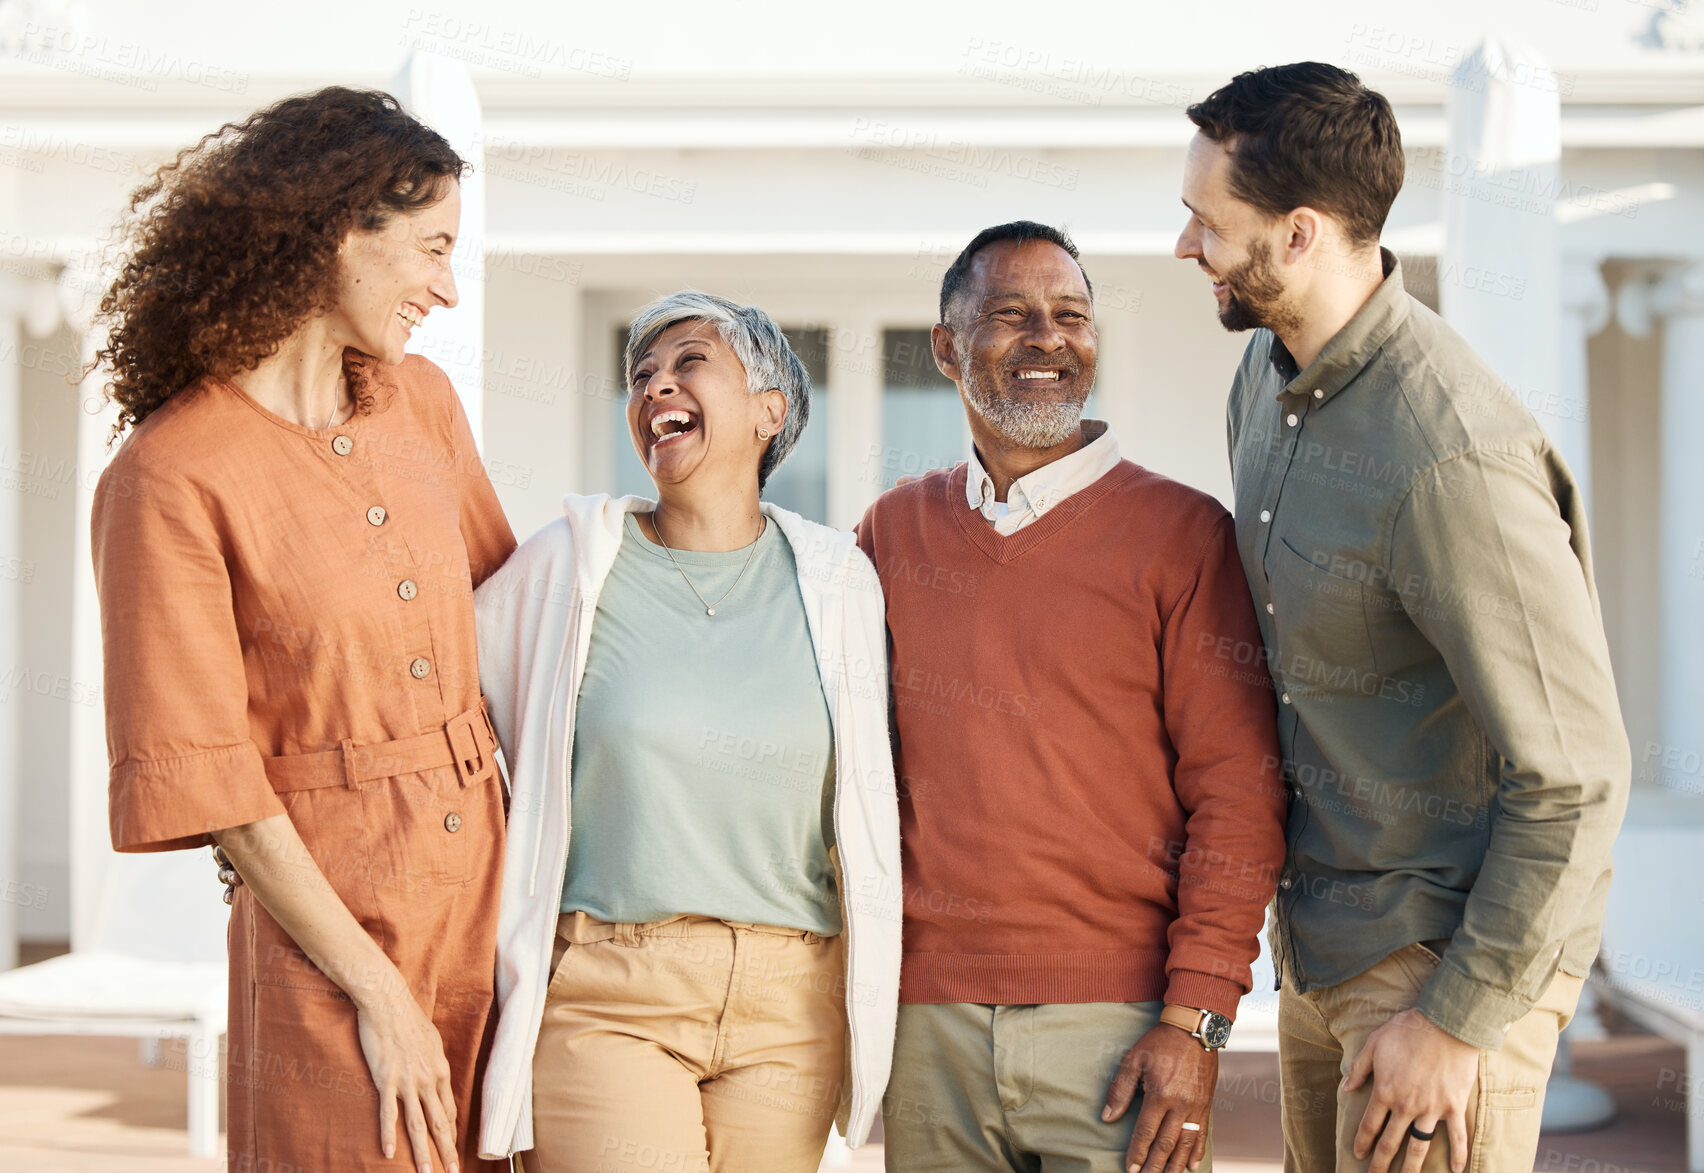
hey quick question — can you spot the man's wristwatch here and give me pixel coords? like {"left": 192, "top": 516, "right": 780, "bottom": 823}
{"left": 1160, "top": 1004, "right": 1233, "bottom": 1050}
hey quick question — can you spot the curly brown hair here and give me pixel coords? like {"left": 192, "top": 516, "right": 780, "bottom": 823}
{"left": 95, "top": 86, "right": 467, "bottom": 439}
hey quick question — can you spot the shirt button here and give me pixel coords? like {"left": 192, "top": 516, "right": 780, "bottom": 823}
{"left": 1279, "top": 876, "right": 1294, "bottom": 890}
{"left": 444, "top": 812, "right": 462, "bottom": 833}
{"left": 331, "top": 435, "right": 353, "bottom": 456}
{"left": 1282, "top": 692, "right": 1292, "bottom": 705}
{"left": 367, "top": 505, "right": 387, "bottom": 526}
{"left": 409, "top": 657, "right": 431, "bottom": 679}
{"left": 1259, "top": 509, "right": 1271, "bottom": 523}
{"left": 398, "top": 579, "right": 419, "bottom": 601}
{"left": 1266, "top": 602, "right": 1275, "bottom": 615}
{"left": 1286, "top": 413, "right": 1299, "bottom": 427}
{"left": 1313, "top": 389, "right": 1324, "bottom": 399}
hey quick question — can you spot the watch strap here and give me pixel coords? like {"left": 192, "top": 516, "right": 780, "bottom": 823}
{"left": 1160, "top": 1004, "right": 1206, "bottom": 1036}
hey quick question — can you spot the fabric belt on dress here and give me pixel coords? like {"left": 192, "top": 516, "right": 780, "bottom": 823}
{"left": 263, "top": 697, "right": 499, "bottom": 794}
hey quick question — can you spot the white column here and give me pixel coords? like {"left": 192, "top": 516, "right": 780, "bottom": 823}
{"left": 0, "top": 289, "right": 19, "bottom": 971}
{"left": 68, "top": 355, "right": 112, "bottom": 954}
{"left": 393, "top": 52, "right": 487, "bottom": 442}
{"left": 1653, "top": 264, "right": 1704, "bottom": 796}
{"left": 826, "top": 317, "right": 883, "bottom": 531}
{"left": 1559, "top": 256, "right": 1609, "bottom": 517}
{"left": 1441, "top": 40, "right": 1566, "bottom": 452}
{"left": 58, "top": 255, "right": 114, "bottom": 953}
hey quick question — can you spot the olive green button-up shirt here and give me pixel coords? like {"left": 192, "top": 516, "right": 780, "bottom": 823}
{"left": 1226, "top": 250, "right": 1630, "bottom": 1050}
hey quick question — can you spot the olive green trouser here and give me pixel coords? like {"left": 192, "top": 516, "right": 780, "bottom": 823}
{"left": 882, "top": 1000, "right": 1214, "bottom": 1172}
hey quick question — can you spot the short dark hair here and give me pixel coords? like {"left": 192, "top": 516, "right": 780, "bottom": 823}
{"left": 1187, "top": 63, "right": 1403, "bottom": 248}
{"left": 938, "top": 220, "right": 1093, "bottom": 324}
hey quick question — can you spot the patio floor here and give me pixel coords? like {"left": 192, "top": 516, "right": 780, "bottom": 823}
{"left": 0, "top": 943, "right": 1689, "bottom": 1172}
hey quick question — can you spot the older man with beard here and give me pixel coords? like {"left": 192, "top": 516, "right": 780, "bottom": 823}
{"left": 855, "top": 220, "right": 1287, "bottom": 1173}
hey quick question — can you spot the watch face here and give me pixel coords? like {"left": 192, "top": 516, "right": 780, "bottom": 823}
{"left": 1202, "top": 1012, "right": 1233, "bottom": 1049}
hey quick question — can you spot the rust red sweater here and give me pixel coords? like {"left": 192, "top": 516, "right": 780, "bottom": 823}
{"left": 855, "top": 461, "right": 1286, "bottom": 1016}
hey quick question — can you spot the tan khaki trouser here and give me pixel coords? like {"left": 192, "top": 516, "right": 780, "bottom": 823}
{"left": 1279, "top": 943, "right": 1583, "bottom": 1173}
{"left": 527, "top": 911, "right": 847, "bottom": 1173}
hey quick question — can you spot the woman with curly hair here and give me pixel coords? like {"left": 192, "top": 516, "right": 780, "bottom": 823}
{"left": 90, "top": 86, "right": 514, "bottom": 1173}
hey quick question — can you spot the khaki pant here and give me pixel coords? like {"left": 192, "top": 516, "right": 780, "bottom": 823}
{"left": 881, "top": 1001, "right": 1211, "bottom": 1172}
{"left": 1279, "top": 944, "right": 1583, "bottom": 1173}
{"left": 527, "top": 911, "right": 847, "bottom": 1173}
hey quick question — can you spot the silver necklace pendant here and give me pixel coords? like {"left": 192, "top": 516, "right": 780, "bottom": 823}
{"left": 652, "top": 512, "right": 765, "bottom": 621}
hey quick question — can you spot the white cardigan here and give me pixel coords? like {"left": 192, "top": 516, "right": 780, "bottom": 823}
{"left": 473, "top": 494, "right": 902, "bottom": 1159}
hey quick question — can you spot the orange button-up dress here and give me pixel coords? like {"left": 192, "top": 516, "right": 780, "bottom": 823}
{"left": 92, "top": 354, "right": 517, "bottom": 1171}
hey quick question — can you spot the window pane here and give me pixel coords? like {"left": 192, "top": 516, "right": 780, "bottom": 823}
{"left": 880, "top": 328, "right": 964, "bottom": 491}
{"left": 611, "top": 325, "right": 830, "bottom": 525}
{"left": 761, "top": 327, "right": 829, "bottom": 523}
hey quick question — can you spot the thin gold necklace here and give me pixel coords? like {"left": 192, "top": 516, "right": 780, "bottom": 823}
{"left": 650, "top": 512, "right": 766, "bottom": 618}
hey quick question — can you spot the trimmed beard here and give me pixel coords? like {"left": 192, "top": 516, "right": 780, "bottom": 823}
{"left": 1217, "top": 238, "right": 1301, "bottom": 337}
{"left": 958, "top": 350, "right": 1090, "bottom": 451}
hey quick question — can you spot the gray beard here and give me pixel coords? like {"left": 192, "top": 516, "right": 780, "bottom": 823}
{"left": 961, "top": 363, "right": 1088, "bottom": 450}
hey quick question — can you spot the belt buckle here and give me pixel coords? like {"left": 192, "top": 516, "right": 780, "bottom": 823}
{"left": 446, "top": 706, "right": 495, "bottom": 788}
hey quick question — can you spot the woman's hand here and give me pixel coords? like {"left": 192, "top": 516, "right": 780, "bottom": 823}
{"left": 354, "top": 987, "right": 462, "bottom": 1173}
{"left": 213, "top": 815, "right": 464, "bottom": 1171}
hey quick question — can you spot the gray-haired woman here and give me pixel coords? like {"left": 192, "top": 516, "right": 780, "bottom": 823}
{"left": 471, "top": 292, "right": 902, "bottom": 1172}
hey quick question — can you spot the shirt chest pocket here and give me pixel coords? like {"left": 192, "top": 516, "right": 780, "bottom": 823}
{"left": 1265, "top": 537, "right": 1379, "bottom": 700}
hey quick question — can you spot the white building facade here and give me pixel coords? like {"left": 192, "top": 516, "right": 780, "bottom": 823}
{"left": 0, "top": 0, "right": 1701, "bottom": 962}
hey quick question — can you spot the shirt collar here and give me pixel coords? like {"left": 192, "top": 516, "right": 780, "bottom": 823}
{"left": 966, "top": 418, "right": 1118, "bottom": 516}
{"left": 1268, "top": 247, "right": 1410, "bottom": 405}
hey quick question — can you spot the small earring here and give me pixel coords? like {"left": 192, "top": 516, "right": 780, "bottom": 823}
{"left": 758, "top": 428, "right": 771, "bottom": 440}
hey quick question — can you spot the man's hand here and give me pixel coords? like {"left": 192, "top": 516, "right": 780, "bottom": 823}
{"left": 1344, "top": 1007, "right": 1479, "bottom": 1173}
{"left": 1102, "top": 1022, "right": 1215, "bottom": 1173}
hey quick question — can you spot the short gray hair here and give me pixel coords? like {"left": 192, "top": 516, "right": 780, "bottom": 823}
{"left": 623, "top": 290, "right": 810, "bottom": 491}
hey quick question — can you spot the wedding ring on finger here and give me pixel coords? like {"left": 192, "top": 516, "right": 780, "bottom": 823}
{"left": 1407, "top": 1122, "right": 1437, "bottom": 1141}
{"left": 1180, "top": 1122, "right": 1203, "bottom": 1132}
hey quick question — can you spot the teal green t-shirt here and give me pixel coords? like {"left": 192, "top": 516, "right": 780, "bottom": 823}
{"left": 561, "top": 513, "right": 841, "bottom": 935}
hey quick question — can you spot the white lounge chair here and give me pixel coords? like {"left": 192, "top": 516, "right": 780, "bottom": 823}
{"left": 0, "top": 849, "right": 227, "bottom": 1159}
